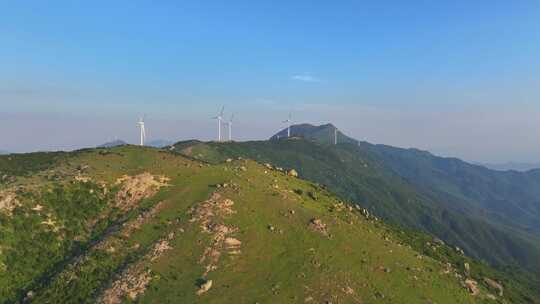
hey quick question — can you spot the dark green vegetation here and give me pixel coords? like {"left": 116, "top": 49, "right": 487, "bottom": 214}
{"left": 361, "top": 144, "right": 540, "bottom": 265}
{"left": 0, "top": 152, "right": 67, "bottom": 178}
{"left": 1, "top": 145, "right": 532, "bottom": 303}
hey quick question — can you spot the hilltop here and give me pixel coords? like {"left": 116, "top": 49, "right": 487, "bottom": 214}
{"left": 98, "top": 139, "right": 173, "bottom": 149}
{"left": 0, "top": 145, "right": 529, "bottom": 303}
{"left": 270, "top": 123, "right": 357, "bottom": 145}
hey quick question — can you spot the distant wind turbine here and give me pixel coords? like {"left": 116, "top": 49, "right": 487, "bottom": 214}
{"left": 226, "top": 113, "right": 234, "bottom": 141}
{"left": 212, "top": 106, "right": 225, "bottom": 141}
{"left": 137, "top": 117, "right": 146, "bottom": 146}
{"left": 283, "top": 113, "right": 292, "bottom": 138}
{"left": 334, "top": 126, "right": 338, "bottom": 145}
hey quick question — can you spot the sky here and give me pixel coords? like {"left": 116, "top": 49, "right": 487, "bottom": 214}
{"left": 1, "top": 1, "right": 540, "bottom": 163}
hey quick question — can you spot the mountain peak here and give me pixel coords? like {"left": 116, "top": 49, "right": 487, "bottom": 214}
{"left": 270, "top": 123, "right": 357, "bottom": 145}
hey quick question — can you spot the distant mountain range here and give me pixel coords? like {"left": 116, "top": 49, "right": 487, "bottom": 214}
{"left": 97, "top": 139, "right": 128, "bottom": 148}
{"left": 478, "top": 162, "right": 540, "bottom": 172}
{"left": 146, "top": 139, "right": 174, "bottom": 148}
{"left": 0, "top": 150, "right": 9, "bottom": 155}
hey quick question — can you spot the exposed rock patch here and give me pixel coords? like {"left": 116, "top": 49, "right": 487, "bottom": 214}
{"left": 309, "top": 218, "right": 329, "bottom": 236}
{"left": 99, "top": 265, "right": 152, "bottom": 304}
{"left": 189, "top": 193, "right": 240, "bottom": 278}
{"left": 98, "top": 236, "right": 173, "bottom": 303}
{"left": 31, "top": 204, "right": 44, "bottom": 212}
{"left": 464, "top": 262, "right": 470, "bottom": 275}
{"left": 0, "top": 191, "right": 20, "bottom": 216}
{"left": 196, "top": 279, "right": 213, "bottom": 295}
{"left": 150, "top": 240, "right": 172, "bottom": 261}
{"left": 74, "top": 175, "right": 92, "bottom": 183}
{"left": 483, "top": 277, "right": 503, "bottom": 296}
{"left": 288, "top": 169, "right": 299, "bottom": 177}
{"left": 114, "top": 173, "right": 170, "bottom": 211}
{"left": 464, "top": 279, "right": 479, "bottom": 296}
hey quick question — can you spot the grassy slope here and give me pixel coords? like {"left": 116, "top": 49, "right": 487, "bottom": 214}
{"left": 171, "top": 140, "right": 540, "bottom": 298}
{"left": 0, "top": 146, "right": 534, "bottom": 303}
{"left": 270, "top": 124, "right": 540, "bottom": 272}
{"left": 140, "top": 160, "right": 484, "bottom": 303}
{"left": 173, "top": 140, "right": 540, "bottom": 267}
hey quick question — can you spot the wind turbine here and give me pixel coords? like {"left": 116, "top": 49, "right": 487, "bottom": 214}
{"left": 137, "top": 117, "right": 146, "bottom": 146}
{"left": 212, "top": 106, "right": 225, "bottom": 141}
{"left": 334, "top": 126, "right": 338, "bottom": 145}
{"left": 226, "top": 113, "right": 234, "bottom": 141}
{"left": 283, "top": 113, "right": 292, "bottom": 138}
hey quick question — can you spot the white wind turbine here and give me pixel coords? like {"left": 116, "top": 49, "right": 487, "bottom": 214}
{"left": 334, "top": 126, "right": 338, "bottom": 145}
{"left": 137, "top": 117, "right": 146, "bottom": 146}
{"left": 212, "top": 106, "right": 225, "bottom": 141}
{"left": 226, "top": 113, "right": 234, "bottom": 141}
{"left": 283, "top": 113, "right": 292, "bottom": 138}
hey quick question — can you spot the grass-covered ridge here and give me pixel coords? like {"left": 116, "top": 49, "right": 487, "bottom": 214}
{"left": 0, "top": 146, "right": 536, "bottom": 303}
{"left": 172, "top": 139, "right": 540, "bottom": 270}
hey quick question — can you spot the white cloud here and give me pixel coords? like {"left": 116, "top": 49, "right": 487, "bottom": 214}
{"left": 291, "top": 74, "right": 321, "bottom": 82}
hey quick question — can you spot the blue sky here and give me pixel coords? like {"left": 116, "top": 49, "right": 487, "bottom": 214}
{"left": 1, "top": 1, "right": 540, "bottom": 162}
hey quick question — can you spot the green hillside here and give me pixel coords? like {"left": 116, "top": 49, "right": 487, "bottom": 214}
{"left": 267, "top": 124, "right": 540, "bottom": 272}
{"left": 360, "top": 144, "right": 540, "bottom": 234}
{"left": 0, "top": 146, "right": 531, "bottom": 303}
{"left": 172, "top": 139, "right": 540, "bottom": 271}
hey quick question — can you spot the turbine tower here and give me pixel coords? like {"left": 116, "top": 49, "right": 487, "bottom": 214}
{"left": 137, "top": 117, "right": 146, "bottom": 146}
{"left": 283, "top": 113, "right": 292, "bottom": 138}
{"left": 226, "top": 113, "right": 234, "bottom": 141}
{"left": 213, "top": 106, "right": 225, "bottom": 141}
{"left": 334, "top": 126, "right": 338, "bottom": 145}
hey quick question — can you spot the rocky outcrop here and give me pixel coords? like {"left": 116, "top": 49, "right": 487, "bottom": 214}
{"left": 464, "top": 279, "right": 479, "bottom": 296}
{"left": 483, "top": 277, "right": 503, "bottom": 296}
{"left": 309, "top": 218, "right": 329, "bottom": 236}
{"left": 464, "top": 262, "right": 470, "bottom": 275}
{"left": 196, "top": 280, "right": 213, "bottom": 295}
{"left": 287, "top": 169, "right": 299, "bottom": 177}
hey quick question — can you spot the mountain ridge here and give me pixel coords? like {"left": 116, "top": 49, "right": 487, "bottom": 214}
{"left": 1, "top": 146, "right": 525, "bottom": 303}
{"left": 171, "top": 124, "right": 540, "bottom": 277}
{"left": 477, "top": 162, "right": 540, "bottom": 172}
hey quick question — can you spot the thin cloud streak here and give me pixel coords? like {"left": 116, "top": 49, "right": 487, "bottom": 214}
{"left": 291, "top": 74, "right": 321, "bottom": 82}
